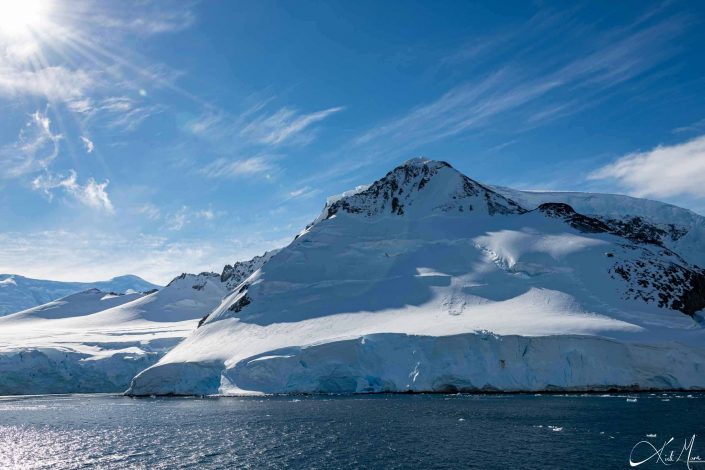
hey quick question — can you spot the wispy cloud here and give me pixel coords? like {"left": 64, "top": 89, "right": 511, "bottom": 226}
{"left": 80, "top": 136, "right": 95, "bottom": 153}
{"left": 185, "top": 112, "right": 228, "bottom": 138}
{"left": 0, "top": 110, "right": 116, "bottom": 212}
{"left": 589, "top": 134, "right": 705, "bottom": 199}
{"left": 72, "top": 96, "right": 164, "bottom": 132}
{"left": 354, "top": 68, "right": 557, "bottom": 148}
{"left": 0, "top": 111, "right": 61, "bottom": 179}
{"left": 0, "top": 65, "right": 96, "bottom": 101}
{"left": 166, "top": 206, "right": 189, "bottom": 231}
{"left": 305, "top": 12, "right": 687, "bottom": 186}
{"left": 197, "top": 208, "right": 215, "bottom": 220}
{"left": 182, "top": 101, "right": 343, "bottom": 183}
{"left": 32, "top": 170, "right": 114, "bottom": 213}
{"left": 487, "top": 140, "right": 517, "bottom": 153}
{"left": 165, "top": 205, "right": 221, "bottom": 231}
{"left": 86, "top": 2, "right": 197, "bottom": 35}
{"left": 199, "top": 155, "right": 278, "bottom": 180}
{"left": 183, "top": 96, "right": 277, "bottom": 141}
{"left": 240, "top": 106, "right": 344, "bottom": 146}
{"left": 360, "top": 17, "right": 683, "bottom": 152}
{"left": 288, "top": 186, "right": 319, "bottom": 199}
{"left": 137, "top": 203, "right": 161, "bottom": 220}
{"left": 673, "top": 117, "right": 705, "bottom": 135}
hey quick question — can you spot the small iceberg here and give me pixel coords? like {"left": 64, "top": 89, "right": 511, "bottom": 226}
{"left": 626, "top": 398, "right": 637, "bottom": 402}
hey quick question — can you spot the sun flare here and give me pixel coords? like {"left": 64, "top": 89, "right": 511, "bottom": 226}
{"left": 0, "top": 0, "right": 51, "bottom": 37}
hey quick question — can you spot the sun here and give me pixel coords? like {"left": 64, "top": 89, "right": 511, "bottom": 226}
{"left": 0, "top": 0, "right": 51, "bottom": 37}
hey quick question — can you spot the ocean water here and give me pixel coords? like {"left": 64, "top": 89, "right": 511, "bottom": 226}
{"left": 0, "top": 393, "right": 703, "bottom": 469}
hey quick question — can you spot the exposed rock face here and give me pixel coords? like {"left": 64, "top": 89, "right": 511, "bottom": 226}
{"left": 602, "top": 216, "right": 689, "bottom": 245}
{"left": 608, "top": 249, "right": 705, "bottom": 316}
{"left": 220, "top": 251, "right": 278, "bottom": 291}
{"left": 538, "top": 203, "right": 612, "bottom": 233}
{"left": 326, "top": 158, "right": 525, "bottom": 219}
{"left": 193, "top": 253, "right": 276, "bottom": 328}
{"left": 539, "top": 202, "right": 705, "bottom": 316}
{"left": 168, "top": 251, "right": 276, "bottom": 296}
{"left": 166, "top": 272, "right": 220, "bottom": 291}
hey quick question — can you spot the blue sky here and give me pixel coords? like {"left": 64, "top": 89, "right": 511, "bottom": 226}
{"left": 1, "top": 0, "right": 705, "bottom": 283}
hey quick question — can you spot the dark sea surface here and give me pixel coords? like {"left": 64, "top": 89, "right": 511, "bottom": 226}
{"left": 0, "top": 393, "right": 703, "bottom": 469}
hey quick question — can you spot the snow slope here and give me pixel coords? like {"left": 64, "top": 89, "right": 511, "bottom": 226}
{"left": 127, "top": 159, "right": 705, "bottom": 396}
{"left": 492, "top": 186, "right": 705, "bottom": 268}
{"left": 2, "top": 289, "right": 147, "bottom": 321}
{"left": 0, "top": 274, "right": 159, "bottom": 317}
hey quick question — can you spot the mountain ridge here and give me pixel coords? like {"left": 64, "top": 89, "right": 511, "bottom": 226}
{"left": 0, "top": 273, "right": 160, "bottom": 317}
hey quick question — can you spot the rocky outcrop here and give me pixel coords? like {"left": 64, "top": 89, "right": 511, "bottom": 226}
{"left": 325, "top": 158, "right": 525, "bottom": 219}
{"left": 220, "top": 251, "right": 277, "bottom": 291}
{"left": 538, "top": 202, "right": 705, "bottom": 316}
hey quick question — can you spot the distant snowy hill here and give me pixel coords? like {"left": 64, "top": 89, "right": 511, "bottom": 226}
{"left": 0, "top": 259, "right": 271, "bottom": 394}
{"left": 127, "top": 158, "right": 705, "bottom": 396}
{"left": 0, "top": 274, "right": 160, "bottom": 317}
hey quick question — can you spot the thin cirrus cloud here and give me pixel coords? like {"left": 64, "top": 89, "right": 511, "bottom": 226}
{"left": 183, "top": 102, "right": 343, "bottom": 186}
{"left": 166, "top": 205, "right": 219, "bottom": 231}
{"left": 71, "top": 96, "right": 165, "bottom": 133}
{"left": 189, "top": 104, "right": 344, "bottom": 184}
{"left": 137, "top": 203, "right": 161, "bottom": 221}
{"left": 288, "top": 186, "right": 319, "bottom": 199}
{"left": 303, "top": 13, "right": 687, "bottom": 188}
{"left": 85, "top": 2, "right": 196, "bottom": 36}
{"left": 589, "top": 134, "right": 705, "bottom": 199}
{"left": 199, "top": 156, "right": 279, "bottom": 180}
{"left": 359, "top": 17, "right": 683, "bottom": 154}
{"left": 240, "top": 106, "right": 345, "bottom": 146}
{"left": 187, "top": 103, "right": 344, "bottom": 147}
{"left": 0, "top": 65, "right": 96, "bottom": 102}
{"left": 0, "top": 111, "right": 61, "bottom": 179}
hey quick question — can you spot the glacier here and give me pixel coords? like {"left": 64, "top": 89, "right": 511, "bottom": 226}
{"left": 125, "top": 159, "right": 705, "bottom": 396}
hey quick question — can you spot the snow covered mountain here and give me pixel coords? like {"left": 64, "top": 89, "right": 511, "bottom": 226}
{"left": 0, "top": 273, "right": 160, "bottom": 317}
{"left": 491, "top": 186, "right": 705, "bottom": 268}
{"left": 127, "top": 158, "right": 705, "bottom": 396}
{"left": 220, "top": 250, "right": 278, "bottom": 291}
{"left": 0, "top": 259, "right": 271, "bottom": 394}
